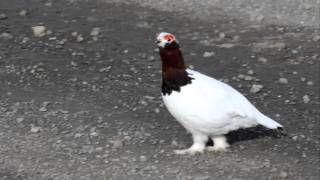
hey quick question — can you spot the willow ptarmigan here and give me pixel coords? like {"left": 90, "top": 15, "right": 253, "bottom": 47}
{"left": 156, "top": 32, "right": 283, "bottom": 155}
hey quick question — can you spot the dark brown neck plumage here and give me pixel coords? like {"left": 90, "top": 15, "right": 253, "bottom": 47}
{"left": 159, "top": 44, "right": 193, "bottom": 95}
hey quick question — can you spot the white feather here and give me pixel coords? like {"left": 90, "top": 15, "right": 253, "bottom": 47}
{"left": 162, "top": 69, "right": 282, "bottom": 136}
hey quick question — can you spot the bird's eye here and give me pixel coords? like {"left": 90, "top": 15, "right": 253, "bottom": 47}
{"left": 156, "top": 40, "right": 161, "bottom": 44}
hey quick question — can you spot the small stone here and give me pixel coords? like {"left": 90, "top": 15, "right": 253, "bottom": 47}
{"left": 22, "top": 37, "right": 30, "bottom": 43}
{"left": 16, "top": 117, "right": 24, "bottom": 123}
{"left": 0, "top": 13, "right": 8, "bottom": 20}
{"left": 312, "top": 35, "right": 320, "bottom": 42}
{"left": 244, "top": 75, "right": 253, "bottom": 81}
{"left": 279, "top": 78, "right": 288, "bottom": 84}
{"left": 303, "top": 95, "right": 310, "bottom": 103}
{"left": 218, "top": 43, "right": 235, "bottom": 48}
{"left": 19, "top": 9, "right": 28, "bottom": 16}
{"left": 247, "top": 70, "right": 254, "bottom": 75}
{"left": 279, "top": 172, "right": 288, "bottom": 178}
{"left": 96, "top": 147, "right": 103, "bottom": 152}
{"left": 218, "top": 32, "right": 225, "bottom": 39}
{"left": 44, "top": 2, "right": 52, "bottom": 6}
{"left": 76, "top": 35, "right": 84, "bottom": 42}
{"left": 148, "top": 56, "right": 155, "bottom": 61}
{"left": 291, "top": 49, "right": 298, "bottom": 54}
{"left": 30, "top": 125, "right": 41, "bottom": 133}
{"left": 307, "top": 81, "right": 313, "bottom": 86}
{"left": 154, "top": 108, "right": 160, "bottom": 114}
{"left": 258, "top": 57, "right": 268, "bottom": 63}
{"left": 90, "top": 132, "right": 99, "bottom": 137}
{"left": 0, "top": 32, "right": 13, "bottom": 39}
{"left": 203, "top": 51, "right": 215, "bottom": 58}
{"left": 292, "top": 135, "right": 298, "bottom": 140}
{"left": 171, "top": 140, "right": 178, "bottom": 146}
{"left": 39, "top": 107, "right": 47, "bottom": 112}
{"left": 90, "top": 27, "right": 101, "bottom": 36}
{"left": 71, "top": 32, "right": 78, "bottom": 36}
{"left": 32, "top": 26, "right": 46, "bottom": 37}
{"left": 139, "top": 155, "right": 147, "bottom": 162}
{"left": 250, "top": 84, "right": 263, "bottom": 93}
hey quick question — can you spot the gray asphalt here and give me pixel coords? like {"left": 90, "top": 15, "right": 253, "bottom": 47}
{"left": 0, "top": 0, "right": 319, "bottom": 180}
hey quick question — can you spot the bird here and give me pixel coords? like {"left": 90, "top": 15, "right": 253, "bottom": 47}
{"left": 155, "top": 32, "right": 283, "bottom": 155}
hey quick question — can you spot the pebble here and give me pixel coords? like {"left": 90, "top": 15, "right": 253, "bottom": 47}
{"left": 312, "top": 35, "right": 320, "bottom": 42}
{"left": 247, "top": 70, "right": 254, "bottom": 75}
{"left": 250, "top": 84, "right": 263, "bottom": 93}
{"left": 19, "top": 9, "right": 28, "bottom": 16}
{"left": 171, "top": 140, "right": 178, "bottom": 146}
{"left": 279, "top": 78, "right": 288, "bottom": 84}
{"left": 22, "top": 37, "right": 30, "bottom": 43}
{"left": 0, "top": 13, "right": 8, "bottom": 20}
{"left": 39, "top": 107, "right": 47, "bottom": 112}
{"left": 254, "top": 42, "right": 285, "bottom": 50}
{"left": 90, "top": 27, "right": 101, "bottom": 36}
{"left": 244, "top": 75, "right": 253, "bottom": 81}
{"left": 44, "top": 2, "right": 52, "bottom": 6}
{"left": 302, "top": 95, "right": 310, "bottom": 103}
{"left": 154, "top": 108, "right": 160, "bottom": 114}
{"left": 279, "top": 171, "right": 288, "bottom": 178}
{"left": 307, "top": 81, "right": 313, "bottom": 86}
{"left": 203, "top": 51, "right": 215, "bottom": 58}
{"left": 219, "top": 32, "right": 225, "bottom": 39}
{"left": 139, "top": 155, "right": 147, "bottom": 162}
{"left": 218, "top": 43, "right": 235, "bottom": 48}
{"left": 148, "top": 56, "right": 155, "bottom": 61}
{"left": 16, "top": 117, "right": 24, "bottom": 123}
{"left": 30, "top": 125, "right": 42, "bottom": 133}
{"left": 32, "top": 26, "right": 47, "bottom": 37}
{"left": 76, "top": 35, "right": 84, "bottom": 42}
{"left": 0, "top": 32, "right": 13, "bottom": 39}
{"left": 258, "top": 57, "right": 268, "bottom": 63}
{"left": 292, "top": 135, "right": 298, "bottom": 140}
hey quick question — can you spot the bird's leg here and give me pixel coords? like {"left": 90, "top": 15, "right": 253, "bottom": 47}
{"left": 174, "top": 133, "right": 207, "bottom": 155}
{"left": 207, "top": 135, "right": 230, "bottom": 152}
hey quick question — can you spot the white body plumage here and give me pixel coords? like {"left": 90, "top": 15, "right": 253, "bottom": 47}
{"left": 162, "top": 69, "right": 282, "bottom": 154}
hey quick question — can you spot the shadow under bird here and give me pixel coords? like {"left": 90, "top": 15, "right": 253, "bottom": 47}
{"left": 156, "top": 32, "right": 283, "bottom": 155}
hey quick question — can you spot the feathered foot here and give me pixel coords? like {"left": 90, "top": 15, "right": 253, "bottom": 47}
{"left": 207, "top": 135, "right": 230, "bottom": 152}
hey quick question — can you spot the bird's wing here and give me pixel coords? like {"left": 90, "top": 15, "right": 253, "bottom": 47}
{"left": 187, "top": 69, "right": 256, "bottom": 122}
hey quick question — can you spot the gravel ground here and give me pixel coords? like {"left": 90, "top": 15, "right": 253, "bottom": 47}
{"left": 107, "top": 0, "right": 320, "bottom": 27}
{"left": 0, "top": 0, "right": 319, "bottom": 180}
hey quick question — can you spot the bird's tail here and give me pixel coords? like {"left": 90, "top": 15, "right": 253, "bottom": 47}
{"left": 256, "top": 112, "right": 283, "bottom": 129}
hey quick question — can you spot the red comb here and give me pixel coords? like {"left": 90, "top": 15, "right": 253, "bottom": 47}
{"left": 163, "top": 34, "right": 174, "bottom": 40}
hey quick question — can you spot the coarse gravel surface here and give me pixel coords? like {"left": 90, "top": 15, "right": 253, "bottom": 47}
{"left": 0, "top": 0, "right": 319, "bottom": 180}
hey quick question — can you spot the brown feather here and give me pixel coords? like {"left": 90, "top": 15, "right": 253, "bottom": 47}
{"left": 159, "top": 42, "right": 193, "bottom": 95}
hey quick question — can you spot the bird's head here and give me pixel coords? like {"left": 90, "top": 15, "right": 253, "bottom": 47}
{"left": 156, "top": 32, "right": 179, "bottom": 49}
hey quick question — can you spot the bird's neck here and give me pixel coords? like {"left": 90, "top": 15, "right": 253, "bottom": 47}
{"left": 159, "top": 47, "right": 193, "bottom": 95}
